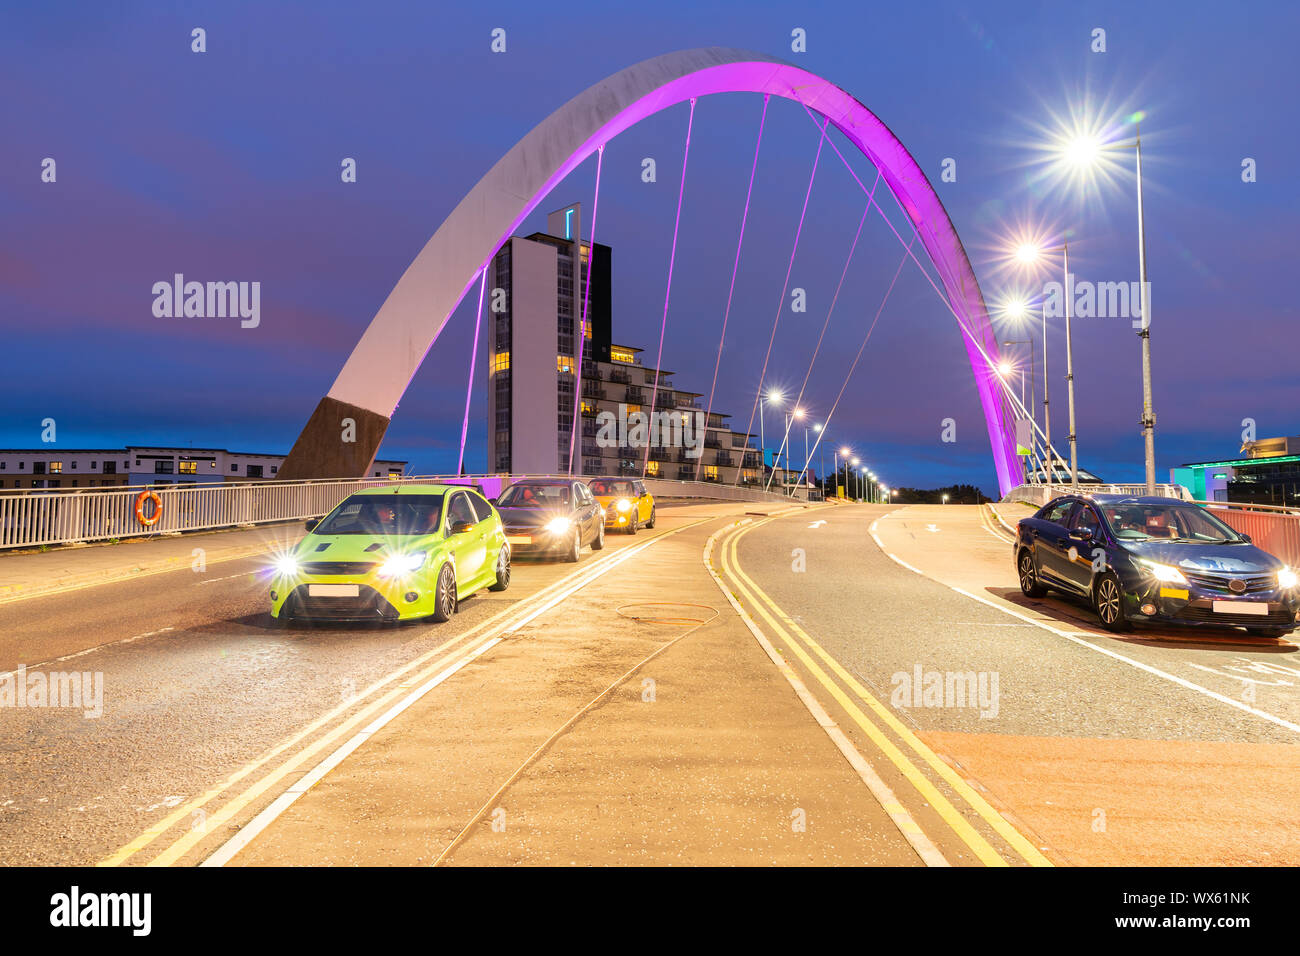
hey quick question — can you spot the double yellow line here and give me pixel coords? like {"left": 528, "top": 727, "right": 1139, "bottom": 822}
{"left": 100, "top": 517, "right": 710, "bottom": 867}
{"left": 714, "top": 513, "right": 1052, "bottom": 867}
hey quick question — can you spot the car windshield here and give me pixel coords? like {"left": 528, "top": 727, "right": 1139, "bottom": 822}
{"left": 498, "top": 484, "right": 570, "bottom": 509}
{"left": 314, "top": 494, "right": 444, "bottom": 536}
{"left": 1101, "top": 503, "right": 1242, "bottom": 543}
{"left": 589, "top": 480, "right": 636, "bottom": 497}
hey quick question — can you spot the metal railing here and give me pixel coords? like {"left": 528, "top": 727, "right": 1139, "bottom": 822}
{"left": 0, "top": 473, "right": 794, "bottom": 551}
{"left": 1000, "top": 485, "right": 1300, "bottom": 566}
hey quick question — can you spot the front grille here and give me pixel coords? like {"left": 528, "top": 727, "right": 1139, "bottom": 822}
{"left": 284, "top": 585, "right": 398, "bottom": 621}
{"left": 298, "top": 561, "right": 379, "bottom": 575}
{"left": 1183, "top": 570, "right": 1275, "bottom": 595}
{"left": 1175, "top": 603, "right": 1293, "bottom": 626}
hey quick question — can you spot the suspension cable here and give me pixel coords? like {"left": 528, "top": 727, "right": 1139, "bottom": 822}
{"left": 695, "top": 95, "right": 770, "bottom": 482}
{"left": 566, "top": 144, "right": 605, "bottom": 475}
{"left": 456, "top": 269, "right": 488, "bottom": 475}
{"left": 642, "top": 98, "right": 697, "bottom": 478}
{"left": 732, "top": 114, "right": 830, "bottom": 486}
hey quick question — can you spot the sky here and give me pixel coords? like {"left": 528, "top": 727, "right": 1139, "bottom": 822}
{"left": 2, "top": 0, "right": 1297, "bottom": 496}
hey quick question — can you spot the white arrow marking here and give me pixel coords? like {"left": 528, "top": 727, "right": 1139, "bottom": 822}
{"left": 925, "top": 524, "right": 941, "bottom": 533}
{"left": 808, "top": 520, "right": 828, "bottom": 528}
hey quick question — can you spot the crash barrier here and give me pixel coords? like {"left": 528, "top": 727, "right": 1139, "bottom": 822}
{"left": 0, "top": 474, "right": 793, "bottom": 551}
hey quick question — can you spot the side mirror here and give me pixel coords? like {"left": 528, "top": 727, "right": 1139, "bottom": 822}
{"left": 488, "top": 497, "right": 498, "bottom": 507}
{"left": 305, "top": 518, "right": 319, "bottom": 532}
{"left": 451, "top": 521, "right": 475, "bottom": 535}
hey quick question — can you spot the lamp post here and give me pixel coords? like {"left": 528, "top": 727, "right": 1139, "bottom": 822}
{"left": 1016, "top": 242, "right": 1077, "bottom": 488}
{"left": 1059, "top": 128, "right": 1157, "bottom": 494}
{"left": 760, "top": 390, "right": 781, "bottom": 491}
{"left": 850, "top": 458, "right": 860, "bottom": 501}
{"left": 838, "top": 447, "right": 850, "bottom": 500}
{"left": 1006, "top": 299, "right": 1052, "bottom": 494}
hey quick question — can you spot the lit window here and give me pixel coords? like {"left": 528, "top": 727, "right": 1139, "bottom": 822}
{"left": 625, "top": 404, "right": 641, "bottom": 416}
{"left": 646, "top": 460, "right": 660, "bottom": 477}
{"left": 611, "top": 347, "right": 635, "bottom": 364}
{"left": 581, "top": 401, "right": 594, "bottom": 415}
{"left": 49, "top": 461, "right": 62, "bottom": 474}
{"left": 492, "top": 352, "right": 511, "bottom": 373}
{"left": 179, "top": 461, "right": 197, "bottom": 474}
{"left": 557, "top": 355, "right": 574, "bottom": 374}
{"left": 704, "top": 465, "right": 719, "bottom": 480}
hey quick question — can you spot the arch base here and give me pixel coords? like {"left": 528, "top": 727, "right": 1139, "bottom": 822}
{"left": 277, "top": 396, "right": 390, "bottom": 481}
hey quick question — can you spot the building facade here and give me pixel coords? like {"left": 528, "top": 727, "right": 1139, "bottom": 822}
{"left": 1173, "top": 435, "right": 1300, "bottom": 506}
{"left": 0, "top": 445, "right": 407, "bottom": 490}
{"left": 487, "top": 202, "right": 761, "bottom": 482}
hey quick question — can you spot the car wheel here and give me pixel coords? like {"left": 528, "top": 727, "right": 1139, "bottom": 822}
{"left": 627, "top": 512, "right": 639, "bottom": 535}
{"left": 1017, "top": 549, "right": 1048, "bottom": 598}
{"left": 591, "top": 519, "right": 605, "bottom": 551}
{"left": 488, "top": 546, "right": 511, "bottom": 592}
{"left": 646, "top": 506, "right": 656, "bottom": 529}
{"left": 431, "top": 563, "right": 457, "bottom": 622}
{"left": 1093, "top": 572, "right": 1131, "bottom": 632}
{"left": 565, "top": 528, "right": 581, "bottom": 562}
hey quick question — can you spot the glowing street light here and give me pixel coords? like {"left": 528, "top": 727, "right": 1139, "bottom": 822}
{"left": 1053, "top": 118, "right": 1158, "bottom": 494}
{"left": 1014, "top": 236, "right": 1079, "bottom": 490}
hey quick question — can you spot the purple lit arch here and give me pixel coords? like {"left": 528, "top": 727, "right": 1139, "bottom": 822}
{"left": 278, "top": 47, "right": 1020, "bottom": 493}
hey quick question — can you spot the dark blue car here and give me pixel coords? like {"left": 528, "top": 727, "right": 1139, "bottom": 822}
{"left": 1014, "top": 493, "right": 1299, "bottom": 635}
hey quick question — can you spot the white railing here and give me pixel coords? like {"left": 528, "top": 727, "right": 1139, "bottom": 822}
{"left": 0, "top": 474, "right": 794, "bottom": 551}
{"left": 1002, "top": 483, "right": 1191, "bottom": 508}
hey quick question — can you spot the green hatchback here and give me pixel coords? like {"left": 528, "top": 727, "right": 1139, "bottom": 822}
{"left": 269, "top": 483, "right": 509, "bottom": 624}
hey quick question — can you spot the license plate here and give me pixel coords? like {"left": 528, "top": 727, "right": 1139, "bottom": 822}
{"left": 1159, "top": 587, "right": 1189, "bottom": 600}
{"left": 506, "top": 535, "right": 532, "bottom": 545}
{"left": 1212, "top": 600, "right": 1268, "bottom": 616}
{"left": 309, "top": 584, "right": 360, "bottom": 597}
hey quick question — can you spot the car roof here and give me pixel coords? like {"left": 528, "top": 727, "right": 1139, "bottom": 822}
{"left": 587, "top": 476, "right": 637, "bottom": 483}
{"left": 507, "top": 478, "right": 577, "bottom": 487}
{"left": 349, "top": 483, "right": 460, "bottom": 496}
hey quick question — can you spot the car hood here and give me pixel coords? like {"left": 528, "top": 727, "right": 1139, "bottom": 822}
{"left": 1121, "top": 539, "right": 1283, "bottom": 574}
{"left": 296, "top": 532, "right": 442, "bottom": 561}
{"left": 496, "top": 507, "right": 574, "bottom": 528}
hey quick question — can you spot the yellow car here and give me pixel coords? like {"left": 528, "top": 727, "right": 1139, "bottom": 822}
{"left": 587, "top": 478, "right": 656, "bottom": 534}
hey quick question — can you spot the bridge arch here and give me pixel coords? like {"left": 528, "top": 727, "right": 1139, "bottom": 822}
{"left": 278, "top": 47, "right": 1020, "bottom": 493}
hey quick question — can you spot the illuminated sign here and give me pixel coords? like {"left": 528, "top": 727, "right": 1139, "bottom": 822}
{"left": 565, "top": 207, "right": 574, "bottom": 239}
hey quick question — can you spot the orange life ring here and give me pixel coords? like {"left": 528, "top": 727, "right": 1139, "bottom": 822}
{"left": 135, "top": 490, "right": 163, "bottom": 527}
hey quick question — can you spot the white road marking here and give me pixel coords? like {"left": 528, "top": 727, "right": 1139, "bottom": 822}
{"left": 0, "top": 627, "right": 176, "bottom": 679}
{"left": 870, "top": 506, "right": 1300, "bottom": 735}
{"left": 809, "top": 520, "right": 828, "bottom": 528}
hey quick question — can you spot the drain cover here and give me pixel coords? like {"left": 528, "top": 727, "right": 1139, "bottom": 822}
{"left": 615, "top": 602, "right": 718, "bottom": 626}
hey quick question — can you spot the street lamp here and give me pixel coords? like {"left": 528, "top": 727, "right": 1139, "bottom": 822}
{"left": 813, "top": 423, "right": 824, "bottom": 496}
{"left": 850, "top": 457, "right": 860, "bottom": 501}
{"left": 1005, "top": 298, "right": 1054, "bottom": 495}
{"left": 836, "top": 446, "right": 850, "bottom": 500}
{"left": 1058, "top": 126, "right": 1157, "bottom": 494}
{"left": 760, "top": 390, "right": 782, "bottom": 490}
{"left": 942, "top": 493, "right": 949, "bottom": 505}
{"left": 1015, "top": 241, "right": 1080, "bottom": 489}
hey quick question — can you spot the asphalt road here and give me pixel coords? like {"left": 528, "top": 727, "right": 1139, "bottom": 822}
{"left": 0, "top": 503, "right": 722, "bottom": 865}
{"left": 727, "top": 503, "right": 1300, "bottom": 865}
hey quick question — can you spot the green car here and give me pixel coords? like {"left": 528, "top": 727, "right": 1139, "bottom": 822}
{"left": 269, "top": 483, "right": 510, "bottom": 624}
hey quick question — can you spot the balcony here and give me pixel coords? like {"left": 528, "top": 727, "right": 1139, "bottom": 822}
{"left": 582, "top": 384, "right": 604, "bottom": 400}
{"left": 609, "top": 369, "right": 631, "bottom": 385}
{"left": 624, "top": 387, "right": 645, "bottom": 404}
{"left": 715, "top": 454, "right": 734, "bottom": 468}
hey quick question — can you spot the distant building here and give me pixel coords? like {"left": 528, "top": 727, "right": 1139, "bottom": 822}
{"left": 486, "top": 201, "right": 761, "bottom": 481}
{"left": 0, "top": 445, "right": 407, "bottom": 490}
{"left": 1172, "top": 435, "right": 1300, "bottom": 505}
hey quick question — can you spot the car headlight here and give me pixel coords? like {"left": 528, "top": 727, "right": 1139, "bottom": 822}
{"left": 1137, "top": 559, "right": 1188, "bottom": 585}
{"left": 378, "top": 551, "right": 427, "bottom": 578}
{"left": 616, "top": 498, "right": 632, "bottom": 512}
{"left": 1279, "top": 567, "right": 1298, "bottom": 589}
{"left": 545, "top": 517, "right": 572, "bottom": 535}
{"left": 274, "top": 555, "right": 300, "bottom": 576}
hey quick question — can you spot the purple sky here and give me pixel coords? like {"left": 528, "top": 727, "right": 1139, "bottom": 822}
{"left": 2, "top": 1, "right": 1297, "bottom": 495}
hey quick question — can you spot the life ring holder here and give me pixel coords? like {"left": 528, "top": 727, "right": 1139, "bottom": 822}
{"left": 134, "top": 489, "right": 163, "bottom": 527}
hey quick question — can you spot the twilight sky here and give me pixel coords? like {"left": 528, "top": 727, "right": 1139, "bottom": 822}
{"left": 2, "top": 0, "right": 1297, "bottom": 495}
